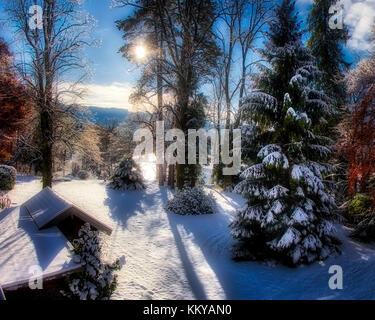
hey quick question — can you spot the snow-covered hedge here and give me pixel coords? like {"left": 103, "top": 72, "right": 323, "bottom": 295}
{"left": 166, "top": 187, "right": 216, "bottom": 215}
{"left": 62, "top": 223, "right": 125, "bottom": 300}
{"left": 77, "top": 170, "right": 90, "bottom": 180}
{"left": 109, "top": 158, "right": 146, "bottom": 191}
{"left": 0, "top": 165, "right": 17, "bottom": 190}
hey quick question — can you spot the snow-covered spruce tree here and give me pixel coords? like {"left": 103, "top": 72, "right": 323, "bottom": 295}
{"left": 62, "top": 223, "right": 125, "bottom": 300}
{"left": 166, "top": 187, "right": 216, "bottom": 215}
{"left": 109, "top": 157, "right": 146, "bottom": 191}
{"left": 231, "top": 0, "right": 339, "bottom": 266}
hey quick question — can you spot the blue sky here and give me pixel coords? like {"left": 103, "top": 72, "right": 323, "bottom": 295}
{"left": 0, "top": 0, "right": 132, "bottom": 83}
{"left": 71, "top": 0, "right": 140, "bottom": 109}
{"left": 83, "top": 0, "right": 135, "bottom": 85}
{"left": 1, "top": 0, "right": 374, "bottom": 110}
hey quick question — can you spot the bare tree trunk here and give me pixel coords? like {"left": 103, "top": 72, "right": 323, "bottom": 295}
{"left": 175, "top": 35, "right": 192, "bottom": 190}
{"left": 234, "top": 52, "right": 247, "bottom": 128}
{"left": 156, "top": 30, "right": 164, "bottom": 187}
{"left": 40, "top": 108, "right": 53, "bottom": 188}
{"left": 6, "top": 0, "right": 93, "bottom": 189}
{"left": 62, "top": 149, "right": 66, "bottom": 176}
{"left": 176, "top": 163, "right": 184, "bottom": 190}
{"left": 168, "top": 164, "right": 175, "bottom": 189}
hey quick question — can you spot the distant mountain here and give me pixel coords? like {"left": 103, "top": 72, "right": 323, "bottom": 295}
{"left": 80, "top": 106, "right": 130, "bottom": 126}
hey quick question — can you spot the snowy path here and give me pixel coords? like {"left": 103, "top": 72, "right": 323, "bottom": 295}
{"left": 7, "top": 176, "right": 375, "bottom": 300}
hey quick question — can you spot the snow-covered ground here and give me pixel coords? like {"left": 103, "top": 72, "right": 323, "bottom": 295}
{"left": 6, "top": 175, "right": 375, "bottom": 300}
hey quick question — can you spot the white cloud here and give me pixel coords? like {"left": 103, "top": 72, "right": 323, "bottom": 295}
{"left": 343, "top": 0, "right": 375, "bottom": 51}
{"left": 60, "top": 81, "right": 176, "bottom": 113}
{"left": 61, "top": 82, "right": 135, "bottom": 111}
{"left": 297, "top": 0, "right": 375, "bottom": 51}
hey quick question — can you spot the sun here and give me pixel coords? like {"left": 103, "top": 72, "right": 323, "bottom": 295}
{"left": 142, "top": 163, "right": 156, "bottom": 181}
{"left": 136, "top": 153, "right": 156, "bottom": 181}
{"left": 135, "top": 45, "right": 147, "bottom": 60}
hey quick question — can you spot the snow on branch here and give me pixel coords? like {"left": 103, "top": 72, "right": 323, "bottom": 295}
{"left": 267, "top": 185, "right": 289, "bottom": 199}
{"left": 240, "top": 164, "right": 266, "bottom": 180}
{"left": 241, "top": 91, "right": 278, "bottom": 113}
{"left": 257, "top": 144, "right": 282, "bottom": 159}
{"left": 262, "top": 151, "right": 289, "bottom": 169}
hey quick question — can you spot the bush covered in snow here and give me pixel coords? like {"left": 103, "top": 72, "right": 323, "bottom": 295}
{"left": 109, "top": 157, "right": 146, "bottom": 191}
{"left": 77, "top": 170, "right": 90, "bottom": 180}
{"left": 0, "top": 193, "right": 11, "bottom": 210}
{"left": 351, "top": 214, "right": 375, "bottom": 242}
{"left": 0, "top": 165, "right": 17, "bottom": 190}
{"left": 348, "top": 194, "right": 372, "bottom": 217}
{"left": 348, "top": 194, "right": 375, "bottom": 241}
{"left": 62, "top": 223, "right": 125, "bottom": 300}
{"left": 166, "top": 187, "right": 216, "bottom": 215}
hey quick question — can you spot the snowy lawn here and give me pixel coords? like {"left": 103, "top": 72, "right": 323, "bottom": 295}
{"left": 6, "top": 175, "right": 375, "bottom": 300}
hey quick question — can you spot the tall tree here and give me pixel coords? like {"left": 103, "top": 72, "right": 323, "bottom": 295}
{"left": 212, "top": 0, "right": 270, "bottom": 188}
{"left": 257, "top": 0, "right": 304, "bottom": 107}
{"left": 116, "top": 0, "right": 167, "bottom": 186}
{"left": 0, "top": 38, "right": 31, "bottom": 162}
{"left": 5, "top": 0, "right": 94, "bottom": 188}
{"left": 162, "top": 0, "right": 219, "bottom": 189}
{"left": 307, "top": 0, "right": 349, "bottom": 107}
{"left": 215, "top": 0, "right": 270, "bottom": 129}
{"left": 347, "top": 85, "right": 375, "bottom": 196}
{"left": 339, "top": 42, "right": 375, "bottom": 200}
{"left": 231, "top": 0, "right": 339, "bottom": 266}
{"left": 336, "top": 29, "right": 375, "bottom": 239}
{"left": 216, "top": 0, "right": 239, "bottom": 131}
{"left": 117, "top": 0, "right": 219, "bottom": 189}
{"left": 235, "top": 0, "right": 271, "bottom": 124}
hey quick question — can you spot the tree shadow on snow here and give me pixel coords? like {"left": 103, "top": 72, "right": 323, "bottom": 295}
{"left": 16, "top": 175, "right": 41, "bottom": 184}
{"left": 167, "top": 213, "right": 208, "bottom": 300}
{"left": 164, "top": 189, "right": 311, "bottom": 299}
{"left": 164, "top": 188, "right": 248, "bottom": 299}
{"left": 103, "top": 182, "right": 169, "bottom": 230}
{"left": 165, "top": 192, "right": 242, "bottom": 299}
{"left": 166, "top": 189, "right": 375, "bottom": 299}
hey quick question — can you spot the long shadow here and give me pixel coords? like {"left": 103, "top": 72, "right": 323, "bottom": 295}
{"left": 209, "top": 188, "right": 243, "bottom": 208}
{"left": 165, "top": 196, "right": 239, "bottom": 299}
{"left": 104, "top": 182, "right": 167, "bottom": 230}
{"left": 132, "top": 184, "right": 208, "bottom": 299}
{"left": 167, "top": 213, "right": 208, "bottom": 300}
{"left": 16, "top": 175, "right": 40, "bottom": 184}
{"left": 168, "top": 190, "right": 375, "bottom": 299}
{"left": 104, "top": 183, "right": 210, "bottom": 299}
{"left": 166, "top": 192, "right": 317, "bottom": 299}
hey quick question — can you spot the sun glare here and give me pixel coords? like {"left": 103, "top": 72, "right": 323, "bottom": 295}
{"left": 137, "top": 154, "right": 156, "bottom": 181}
{"left": 142, "top": 163, "right": 156, "bottom": 181}
{"left": 135, "top": 45, "right": 147, "bottom": 60}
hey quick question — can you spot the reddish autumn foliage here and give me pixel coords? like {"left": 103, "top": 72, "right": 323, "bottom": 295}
{"left": 347, "top": 84, "right": 375, "bottom": 205}
{"left": 0, "top": 39, "right": 32, "bottom": 162}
